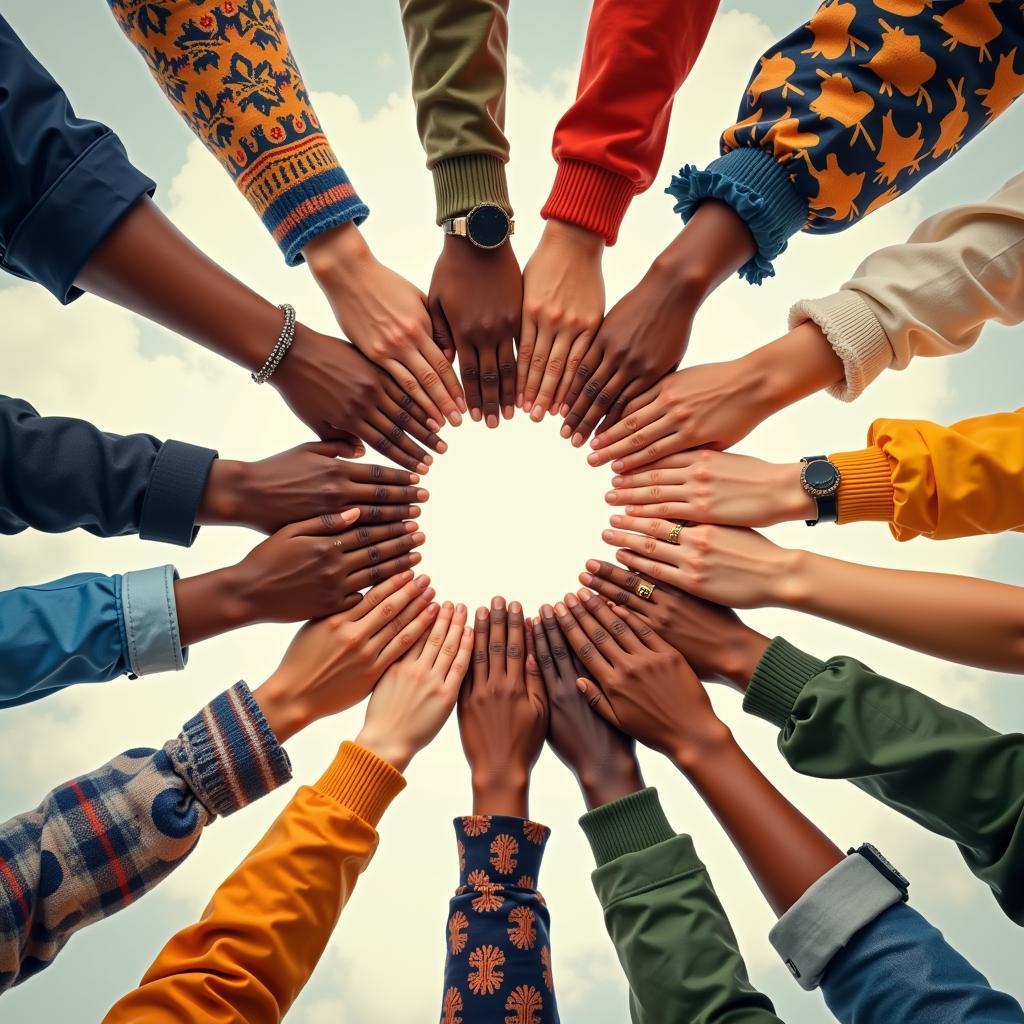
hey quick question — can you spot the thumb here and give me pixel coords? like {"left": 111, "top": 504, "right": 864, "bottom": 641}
{"left": 320, "top": 426, "right": 366, "bottom": 460}
{"left": 575, "top": 677, "right": 618, "bottom": 727}
{"left": 429, "top": 299, "right": 457, "bottom": 364}
{"left": 301, "top": 440, "right": 353, "bottom": 460}
{"left": 283, "top": 505, "right": 360, "bottom": 538}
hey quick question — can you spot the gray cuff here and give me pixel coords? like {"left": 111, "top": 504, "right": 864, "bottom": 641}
{"left": 121, "top": 565, "right": 186, "bottom": 677}
{"left": 769, "top": 851, "right": 905, "bottom": 990}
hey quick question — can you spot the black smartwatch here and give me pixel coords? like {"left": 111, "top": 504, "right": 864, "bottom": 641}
{"left": 848, "top": 843, "right": 910, "bottom": 902}
{"left": 799, "top": 455, "right": 841, "bottom": 526}
{"left": 443, "top": 203, "right": 514, "bottom": 250}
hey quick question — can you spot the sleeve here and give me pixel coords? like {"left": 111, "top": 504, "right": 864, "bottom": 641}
{"left": 105, "top": 0, "right": 369, "bottom": 266}
{"left": 0, "top": 566, "right": 187, "bottom": 708}
{"left": 0, "top": 14, "right": 155, "bottom": 303}
{"left": 541, "top": 0, "right": 719, "bottom": 245}
{"left": 104, "top": 742, "right": 404, "bottom": 1024}
{"left": 580, "top": 788, "right": 784, "bottom": 1024}
{"left": 399, "top": 0, "right": 512, "bottom": 223}
{"left": 789, "top": 172, "right": 1024, "bottom": 401}
{"left": 0, "top": 395, "right": 217, "bottom": 546}
{"left": 665, "top": 3, "right": 1024, "bottom": 285}
{"left": 0, "top": 681, "right": 291, "bottom": 993}
{"left": 744, "top": 637, "right": 1024, "bottom": 924}
{"left": 829, "top": 406, "right": 1024, "bottom": 539}
{"left": 441, "top": 815, "right": 558, "bottom": 1023}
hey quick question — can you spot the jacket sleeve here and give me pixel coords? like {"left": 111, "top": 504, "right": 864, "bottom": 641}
{"left": 104, "top": 742, "right": 404, "bottom": 1024}
{"left": 441, "top": 814, "right": 557, "bottom": 1023}
{"left": 790, "top": 172, "right": 1024, "bottom": 401}
{"left": 105, "top": 0, "right": 368, "bottom": 266}
{"left": 744, "top": 637, "right": 1024, "bottom": 924}
{"left": 0, "top": 395, "right": 217, "bottom": 546}
{"left": 0, "top": 681, "right": 291, "bottom": 993}
{"left": 541, "top": 0, "right": 719, "bottom": 245}
{"left": 829, "top": 406, "right": 1024, "bottom": 539}
{"left": 0, "top": 566, "right": 187, "bottom": 708}
{"left": 399, "top": 0, "right": 512, "bottom": 223}
{"left": 0, "top": 14, "right": 155, "bottom": 303}
{"left": 580, "top": 788, "right": 784, "bottom": 1024}
{"left": 665, "top": 2, "right": 1024, "bottom": 284}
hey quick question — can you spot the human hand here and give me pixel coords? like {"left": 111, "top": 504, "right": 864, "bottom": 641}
{"left": 458, "top": 598, "right": 547, "bottom": 816}
{"left": 304, "top": 223, "right": 466, "bottom": 428}
{"left": 518, "top": 221, "right": 605, "bottom": 421}
{"left": 428, "top": 236, "right": 522, "bottom": 427}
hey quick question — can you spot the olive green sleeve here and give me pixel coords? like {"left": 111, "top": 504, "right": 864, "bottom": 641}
{"left": 745, "top": 637, "right": 1024, "bottom": 925}
{"left": 398, "top": 0, "right": 511, "bottom": 222}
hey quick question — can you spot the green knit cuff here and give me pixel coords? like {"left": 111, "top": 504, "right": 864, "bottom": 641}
{"left": 744, "top": 637, "right": 826, "bottom": 728}
{"left": 431, "top": 154, "right": 512, "bottom": 223}
{"left": 579, "top": 788, "right": 675, "bottom": 867}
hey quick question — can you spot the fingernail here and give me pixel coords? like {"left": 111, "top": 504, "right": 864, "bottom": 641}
{"left": 476, "top": 607, "right": 488, "bottom": 620}
{"left": 457, "top": 602, "right": 466, "bottom": 614}
{"left": 572, "top": 433, "right": 584, "bottom": 448}
{"left": 415, "top": 574, "right": 430, "bottom": 588}
{"left": 503, "top": 406, "right": 514, "bottom": 420}
{"left": 559, "top": 404, "right": 570, "bottom": 417}
{"left": 560, "top": 424, "right": 572, "bottom": 439}
{"left": 575, "top": 679, "right": 588, "bottom": 694}
{"left": 530, "top": 406, "right": 544, "bottom": 423}
{"left": 610, "top": 515, "right": 624, "bottom": 527}
{"left": 457, "top": 397, "right": 468, "bottom": 414}
{"left": 509, "top": 600, "right": 522, "bottom": 614}
{"left": 428, "top": 419, "right": 441, "bottom": 432}
{"left": 542, "top": 604, "right": 554, "bottom": 619}
{"left": 427, "top": 602, "right": 439, "bottom": 615}
{"left": 555, "top": 602, "right": 568, "bottom": 616}
{"left": 612, "top": 461, "right": 626, "bottom": 474}
{"left": 492, "top": 595, "right": 505, "bottom": 610}
{"left": 449, "top": 410, "right": 462, "bottom": 427}
{"left": 412, "top": 531, "right": 426, "bottom": 544}
{"left": 417, "top": 462, "right": 429, "bottom": 475}
{"left": 565, "top": 592, "right": 579, "bottom": 608}
{"left": 586, "top": 559, "right": 601, "bottom": 573}
{"left": 605, "top": 490, "right": 617, "bottom": 502}
{"left": 443, "top": 600, "right": 453, "bottom": 611}
{"left": 577, "top": 588, "right": 592, "bottom": 601}
{"left": 517, "top": 393, "right": 524, "bottom": 408}
{"left": 587, "top": 453, "right": 600, "bottom": 465}
{"left": 591, "top": 435, "right": 603, "bottom": 449}
{"left": 410, "top": 552, "right": 422, "bottom": 564}
{"left": 417, "top": 488, "right": 429, "bottom": 501}
{"left": 410, "top": 473, "right": 420, "bottom": 484}
{"left": 579, "top": 571, "right": 593, "bottom": 585}
{"left": 486, "top": 414, "right": 498, "bottom": 429}
{"left": 342, "top": 508, "right": 360, "bottom": 523}
{"left": 410, "top": 506, "right": 422, "bottom": 517}
{"left": 399, "top": 570, "right": 414, "bottom": 583}
{"left": 523, "top": 398, "right": 533, "bottom": 413}
{"left": 435, "top": 440, "right": 448, "bottom": 453}
{"left": 612, "top": 476, "right": 624, "bottom": 487}
{"left": 404, "top": 521, "right": 417, "bottom": 533}
{"left": 471, "top": 409, "right": 482, "bottom": 422}
{"left": 424, "top": 454, "right": 433, "bottom": 465}
{"left": 424, "top": 588, "right": 436, "bottom": 602}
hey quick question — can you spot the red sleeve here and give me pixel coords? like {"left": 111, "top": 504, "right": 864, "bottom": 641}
{"left": 541, "top": 0, "right": 719, "bottom": 245}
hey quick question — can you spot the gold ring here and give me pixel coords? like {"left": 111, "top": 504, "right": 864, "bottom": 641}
{"left": 667, "top": 522, "right": 684, "bottom": 545}
{"left": 633, "top": 577, "right": 656, "bottom": 601}
{"left": 333, "top": 539, "right": 345, "bottom": 548}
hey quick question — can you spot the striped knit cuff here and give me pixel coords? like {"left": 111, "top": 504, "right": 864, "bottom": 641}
{"left": 315, "top": 741, "right": 406, "bottom": 829}
{"left": 744, "top": 637, "right": 826, "bottom": 729}
{"left": 432, "top": 154, "right": 512, "bottom": 223}
{"left": 831, "top": 447, "right": 895, "bottom": 524}
{"left": 541, "top": 159, "right": 635, "bottom": 245}
{"left": 179, "top": 681, "right": 292, "bottom": 819}
{"left": 579, "top": 788, "right": 675, "bottom": 868}
{"left": 139, "top": 441, "right": 218, "bottom": 548}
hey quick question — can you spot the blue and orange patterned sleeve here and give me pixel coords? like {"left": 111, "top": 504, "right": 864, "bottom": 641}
{"left": 441, "top": 815, "right": 559, "bottom": 1023}
{"left": 106, "top": 0, "right": 369, "bottom": 265}
{"left": 668, "top": 0, "right": 1024, "bottom": 284}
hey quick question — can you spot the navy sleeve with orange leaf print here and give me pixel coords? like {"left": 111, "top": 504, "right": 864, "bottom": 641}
{"left": 668, "top": 0, "right": 1024, "bottom": 284}
{"left": 441, "top": 816, "right": 559, "bottom": 1024}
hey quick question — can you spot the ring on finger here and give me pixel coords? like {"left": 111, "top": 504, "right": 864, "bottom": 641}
{"left": 333, "top": 539, "right": 345, "bottom": 548}
{"left": 667, "top": 522, "right": 685, "bottom": 545}
{"left": 633, "top": 577, "right": 656, "bottom": 601}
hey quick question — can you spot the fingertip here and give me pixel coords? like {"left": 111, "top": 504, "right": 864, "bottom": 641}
{"left": 572, "top": 433, "right": 584, "bottom": 448}
{"left": 585, "top": 559, "right": 601, "bottom": 573}
{"left": 449, "top": 411, "right": 463, "bottom": 427}
{"left": 575, "top": 678, "right": 588, "bottom": 694}
{"left": 503, "top": 406, "right": 514, "bottom": 420}
{"left": 605, "top": 490, "right": 617, "bottom": 503}
{"left": 415, "top": 574, "right": 431, "bottom": 588}
{"left": 427, "top": 418, "right": 442, "bottom": 432}
{"left": 579, "top": 571, "right": 593, "bottom": 585}
{"left": 492, "top": 595, "right": 505, "bottom": 611}
{"left": 457, "top": 397, "right": 469, "bottom": 414}
{"left": 435, "top": 439, "right": 448, "bottom": 454}
{"left": 554, "top": 602, "right": 568, "bottom": 616}
{"left": 541, "top": 604, "right": 554, "bottom": 619}
{"left": 341, "top": 507, "right": 361, "bottom": 524}
{"left": 587, "top": 452, "right": 601, "bottom": 466}
{"left": 559, "top": 404, "right": 570, "bottom": 417}
{"left": 416, "top": 488, "right": 430, "bottom": 501}
{"left": 601, "top": 529, "right": 615, "bottom": 542}
{"left": 612, "top": 460, "right": 625, "bottom": 473}
{"left": 530, "top": 406, "right": 544, "bottom": 423}
{"left": 417, "top": 462, "right": 429, "bottom": 475}
{"left": 509, "top": 600, "right": 522, "bottom": 614}
{"left": 612, "top": 476, "right": 624, "bottom": 487}
{"left": 559, "top": 424, "right": 572, "bottom": 439}
{"left": 470, "top": 409, "right": 482, "bottom": 423}
{"left": 409, "top": 551, "right": 423, "bottom": 564}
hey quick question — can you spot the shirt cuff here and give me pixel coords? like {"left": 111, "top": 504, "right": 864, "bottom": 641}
{"left": 315, "top": 741, "right": 406, "bottom": 829}
{"left": 770, "top": 850, "right": 906, "bottom": 990}
{"left": 743, "top": 637, "right": 826, "bottom": 728}
{"left": 431, "top": 154, "right": 512, "bottom": 223}
{"left": 541, "top": 159, "right": 635, "bottom": 246}
{"left": 830, "top": 447, "right": 896, "bottom": 525}
{"left": 139, "top": 441, "right": 218, "bottom": 548}
{"left": 453, "top": 814, "right": 550, "bottom": 889}
{"left": 177, "top": 680, "right": 293, "bottom": 817}
{"left": 789, "top": 291, "right": 893, "bottom": 402}
{"left": 578, "top": 787, "right": 675, "bottom": 867}
{"left": 120, "top": 565, "right": 185, "bottom": 677}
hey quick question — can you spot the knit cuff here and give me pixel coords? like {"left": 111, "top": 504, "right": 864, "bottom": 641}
{"left": 831, "top": 447, "right": 895, "bottom": 524}
{"left": 178, "top": 680, "right": 293, "bottom": 818}
{"left": 431, "top": 154, "right": 512, "bottom": 223}
{"left": 315, "top": 741, "right": 406, "bottom": 828}
{"left": 120, "top": 565, "right": 185, "bottom": 677}
{"left": 789, "top": 291, "right": 893, "bottom": 402}
{"left": 665, "top": 147, "right": 808, "bottom": 285}
{"left": 541, "top": 159, "right": 635, "bottom": 246}
{"left": 139, "top": 441, "right": 218, "bottom": 548}
{"left": 744, "top": 637, "right": 826, "bottom": 728}
{"left": 579, "top": 788, "right": 675, "bottom": 867}
{"left": 453, "top": 815, "right": 550, "bottom": 888}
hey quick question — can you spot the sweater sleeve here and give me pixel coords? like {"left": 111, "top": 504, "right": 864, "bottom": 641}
{"left": 104, "top": 741, "right": 404, "bottom": 1024}
{"left": 399, "top": 0, "right": 512, "bottom": 223}
{"left": 540, "top": 0, "right": 719, "bottom": 245}
{"left": 105, "top": 0, "right": 368, "bottom": 266}
{"left": 0, "top": 681, "right": 291, "bottom": 993}
{"left": 665, "top": 3, "right": 1024, "bottom": 284}
{"left": 791, "top": 172, "right": 1024, "bottom": 401}
{"left": 744, "top": 637, "right": 1024, "bottom": 924}
{"left": 580, "top": 788, "right": 784, "bottom": 1024}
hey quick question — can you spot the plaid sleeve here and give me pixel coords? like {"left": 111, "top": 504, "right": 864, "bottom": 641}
{"left": 0, "top": 681, "right": 290, "bottom": 992}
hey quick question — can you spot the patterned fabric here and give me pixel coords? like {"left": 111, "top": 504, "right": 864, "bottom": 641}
{"left": 0, "top": 681, "right": 290, "bottom": 991}
{"left": 107, "top": 0, "right": 368, "bottom": 264}
{"left": 441, "top": 816, "right": 558, "bottom": 1023}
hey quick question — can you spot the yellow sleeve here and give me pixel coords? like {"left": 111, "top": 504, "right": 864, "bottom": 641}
{"left": 831, "top": 408, "right": 1024, "bottom": 541}
{"left": 104, "top": 742, "right": 405, "bottom": 1024}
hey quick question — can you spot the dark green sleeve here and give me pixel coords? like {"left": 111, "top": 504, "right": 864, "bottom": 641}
{"left": 745, "top": 637, "right": 1024, "bottom": 925}
{"left": 581, "top": 788, "right": 785, "bottom": 1024}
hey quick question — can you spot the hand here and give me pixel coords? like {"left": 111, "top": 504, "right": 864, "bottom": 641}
{"left": 458, "top": 598, "right": 547, "bottom": 816}
{"left": 199, "top": 443, "right": 430, "bottom": 534}
{"left": 251, "top": 572, "right": 439, "bottom": 744}
{"left": 305, "top": 223, "right": 465, "bottom": 428}
{"left": 518, "top": 221, "right": 605, "bottom": 421}
{"left": 603, "top": 450, "right": 815, "bottom": 527}
{"left": 356, "top": 602, "right": 473, "bottom": 771}
{"left": 428, "top": 235, "right": 523, "bottom": 427}
{"left": 528, "top": 608, "right": 642, "bottom": 810}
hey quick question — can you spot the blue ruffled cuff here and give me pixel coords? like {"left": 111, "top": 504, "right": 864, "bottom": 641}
{"left": 665, "top": 148, "right": 808, "bottom": 285}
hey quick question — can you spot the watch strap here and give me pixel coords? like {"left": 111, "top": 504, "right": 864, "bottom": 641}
{"left": 442, "top": 215, "right": 469, "bottom": 237}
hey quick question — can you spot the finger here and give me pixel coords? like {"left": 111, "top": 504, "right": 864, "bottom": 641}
{"left": 381, "top": 394, "right": 446, "bottom": 454}
{"left": 383, "top": 357, "right": 445, "bottom": 430}
{"left": 361, "top": 421, "right": 423, "bottom": 474}
{"left": 473, "top": 607, "right": 489, "bottom": 688}
{"left": 539, "top": 605, "right": 578, "bottom": 687}
{"left": 409, "top": 347, "right": 464, "bottom": 429}
{"left": 382, "top": 377, "right": 436, "bottom": 432}
{"left": 356, "top": 572, "right": 427, "bottom": 628}
{"left": 346, "top": 548, "right": 423, "bottom": 591}
{"left": 573, "top": 369, "right": 629, "bottom": 448}
{"left": 552, "top": 331, "right": 593, "bottom": 414}
{"left": 615, "top": 549, "right": 676, "bottom": 589}
{"left": 554, "top": 599, "right": 613, "bottom": 680}
{"left": 559, "top": 339, "right": 600, "bottom": 417}
{"left": 603, "top": 525, "right": 682, "bottom": 567}
{"left": 422, "top": 338, "right": 466, "bottom": 424}
{"left": 378, "top": 601, "right": 441, "bottom": 664}
{"left": 577, "top": 588, "right": 645, "bottom": 654}
{"left": 515, "top": 313, "right": 538, "bottom": 410}
{"left": 562, "top": 359, "right": 613, "bottom": 446}
{"left": 609, "top": 514, "right": 691, "bottom": 545}
{"left": 436, "top": 603, "right": 469, "bottom": 678}
{"left": 458, "top": 340, "right": 483, "bottom": 422}
{"left": 429, "top": 298, "right": 458, "bottom": 369}
{"left": 579, "top": 563, "right": 654, "bottom": 616}
{"left": 497, "top": 336, "right": 517, "bottom": 421}
{"left": 446, "top": 622, "right": 475, "bottom": 690}
{"left": 299, "top": 440, "right": 358, "bottom": 459}
{"left": 523, "top": 322, "right": 555, "bottom": 416}
{"left": 507, "top": 600, "right": 525, "bottom": 675}
{"left": 612, "top": 431, "right": 702, "bottom": 475}
{"left": 284, "top": 506, "right": 360, "bottom": 538}
{"left": 357, "top": 503, "right": 422, "bottom": 525}
{"left": 335, "top": 519, "right": 417, "bottom": 553}
{"left": 344, "top": 528, "right": 424, "bottom": 570}
{"left": 349, "top": 462, "right": 421, "bottom": 487}
{"left": 563, "top": 591, "right": 625, "bottom": 662}
{"left": 416, "top": 599, "right": 453, "bottom": 660}
{"left": 488, "top": 595, "right": 507, "bottom": 674}
{"left": 590, "top": 385, "right": 662, "bottom": 449}
{"left": 369, "top": 411, "right": 433, "bottom": 474}
{"left": 575, "top": 677, "right": 620, "bottom": 727}
{"left": 594, "top": 375, "right": 647, "bottom": 437}
{"left": 589, "top": 417, "right": 678, "bottom": 471}
{"left": 524, "top": 624, "right": 548, "bottom": 696}
{"left": 607, "top": 499, "right": 692, "bottom": 523}
{"left": 610, "top": 453, "right": 701, "bottom": 486}
{"left": 340, "top": 593, "right": 362, "bottom": 612}
{"left": 478, "top": 343, "right": 501, "bottom": 428}
{"left": 532, "top": 329, "right": 577, "bottom": 422}
{"left": 609, "top": 604, "right": 666, "bottom": 650}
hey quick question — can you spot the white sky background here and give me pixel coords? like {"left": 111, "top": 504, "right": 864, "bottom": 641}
{"left": 1, "top": 6, "right": 1023, "bottom": 1022}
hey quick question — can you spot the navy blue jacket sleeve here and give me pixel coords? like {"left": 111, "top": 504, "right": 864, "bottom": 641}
{"left": 0, "top": 14, "right": 155, "bottom": 303}
{"left": 0, "top": 395, "right": 217, "bottom": 547}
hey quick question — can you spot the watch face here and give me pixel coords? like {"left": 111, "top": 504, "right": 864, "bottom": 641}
{"left": 803, "top": 460, "right": 839, "bottom": 495}
{"left": 467, "top": 204, "right": 510, "bottom": 248}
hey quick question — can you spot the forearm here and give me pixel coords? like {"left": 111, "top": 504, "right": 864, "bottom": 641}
{"left": 173, "top": 566, "right": 252, "bottom": 647}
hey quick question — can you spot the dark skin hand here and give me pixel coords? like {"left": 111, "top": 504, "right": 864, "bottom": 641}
{"left": 198, "top": 442, "right": 429, "bottom": 534}
{"left": 428, "top": 235, "right": 523, "bottom": 428}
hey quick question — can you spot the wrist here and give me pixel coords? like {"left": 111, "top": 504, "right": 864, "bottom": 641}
{"left": 579, "top": 758, "right": 645, "bottom": 811}
{"left": 540, "top": 218, "right": 606, "bottom": 260}
{"left": 775, "top": 548, "right": 817, "bottom": 609}
{"left": 172, "top": 564, "right": 253, "bottom": 648}
{"left": 354, "top": 726, "right": 413, "bottom": 774}
{"left": 196, "top": 458, "right": 247, "bottom": 527}
{"left": 671, "top": 717, "right": 734, "bottom": 776}
{"left": 303, "top": 221, "right": 372, "bottom": 288}
{"left": 775, "top": 462, "right": 819, "bottom": 523}
{"left": 471, "top": 768, "right": 530, "bottom": 817}
{"left": 252, "top": 670, "right": 309, "bottom": 745}
{"left": 717, "top": 628, "right": 773, "bottom": 693}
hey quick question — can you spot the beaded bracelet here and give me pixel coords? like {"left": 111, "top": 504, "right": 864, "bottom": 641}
{"left": 251, "top": 304, "right": 297, "bottom": 384}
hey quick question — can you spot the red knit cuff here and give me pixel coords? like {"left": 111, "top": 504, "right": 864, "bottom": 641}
{"left": 831, "top": 447, "right": 896, "bottom": 525}
{"left": 541, "top": 159, "right": 635, "bottom": 245}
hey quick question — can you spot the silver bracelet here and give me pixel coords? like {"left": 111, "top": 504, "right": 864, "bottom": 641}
{"left": 251, "top": 303, "right": 296, "bottom": 384}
